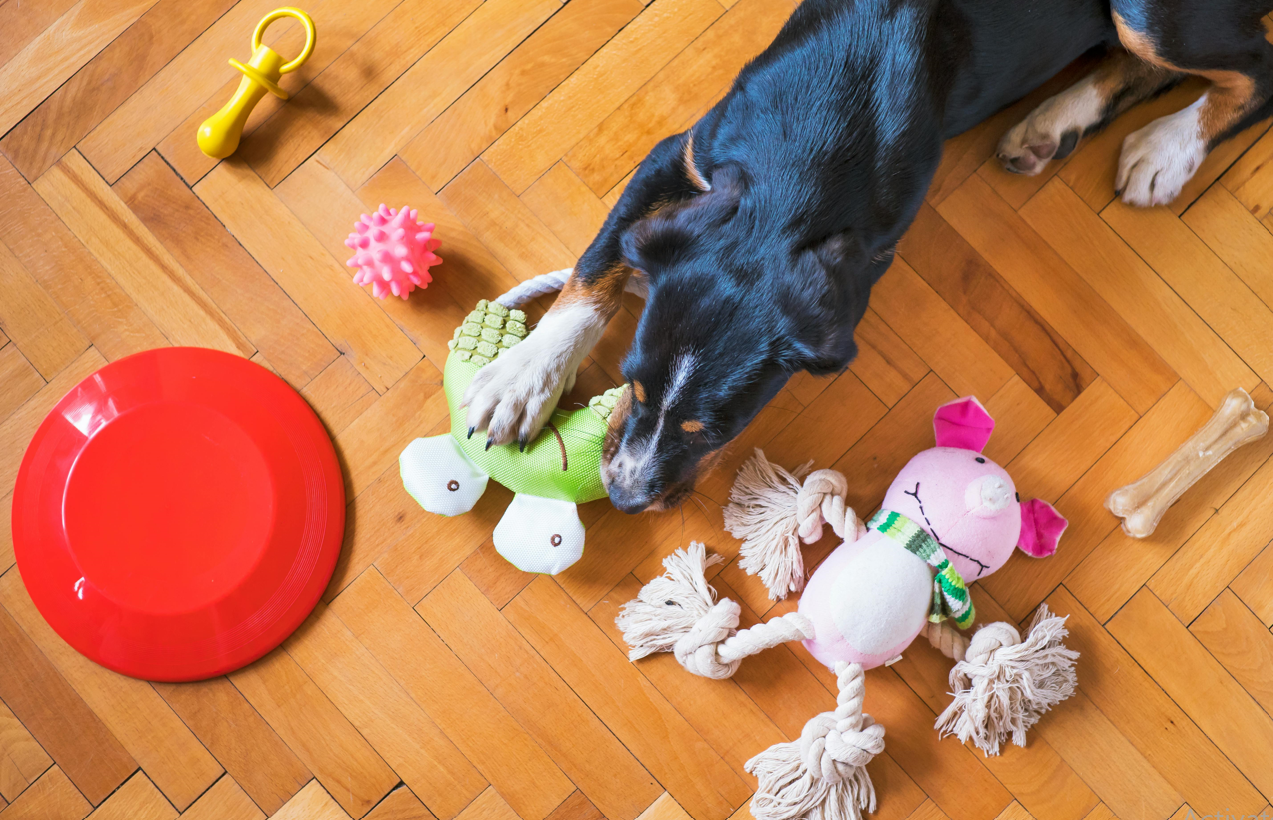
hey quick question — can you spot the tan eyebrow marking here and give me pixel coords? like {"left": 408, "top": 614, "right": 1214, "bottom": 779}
{"left": 633, "top": 381, "right": 647, "bottom": 403}
{"left": 683, "top": 133, "right": 711, "bottom": 192}
{"left": 681, "top": 420, "right": 704, "bottom": 433}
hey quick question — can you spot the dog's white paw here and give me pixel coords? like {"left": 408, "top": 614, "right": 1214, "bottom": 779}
{"left": 463, "top": 340, "right": 572, "bottom": 447}
{"left": 463, "top": 301, "right": 603, "bottom": 447}
{"left": 1116, "top": 99, "right": 1207, "bottom": 207}
{"left": 998, "top": 81, "right": 1104, "bottom": 175}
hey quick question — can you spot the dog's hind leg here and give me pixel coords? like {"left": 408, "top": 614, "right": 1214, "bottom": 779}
{"left": 1112, "top": 1, "right": 1273, "bottom": 205}
{"left": 998, "top": 49, "right": 1181, "bottom": 175}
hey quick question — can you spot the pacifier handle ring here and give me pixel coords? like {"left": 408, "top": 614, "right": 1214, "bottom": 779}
{"left": 252, "top": 7, "right": 315, "bottom": 74}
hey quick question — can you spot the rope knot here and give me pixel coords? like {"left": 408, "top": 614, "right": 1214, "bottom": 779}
{"left": 673, "top": 599, "right": 742, "bottom": 679}
{"left": 965, "top": 622, "right": 1021, "bottom": 666}
{"left": 795, "top": 470, "right": 851, "bottom": 543}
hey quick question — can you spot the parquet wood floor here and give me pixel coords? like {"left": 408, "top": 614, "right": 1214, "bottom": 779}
{"left": 2, "top": 2, "right": 1273, "bottom": 819}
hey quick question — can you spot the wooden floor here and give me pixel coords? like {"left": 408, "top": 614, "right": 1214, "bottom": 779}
{"left": 3, "top": 2, "right": 1273, "bottom": 820}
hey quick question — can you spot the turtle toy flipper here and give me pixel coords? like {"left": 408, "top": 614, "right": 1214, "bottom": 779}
{"left": 400, "top": 436, "right": 489, "bottom": 517}
{"left": 494, "top": 494, "right": 585, "bottom": 574}
{"left": 398, "top": 277, "right": 629, "bottom": 575}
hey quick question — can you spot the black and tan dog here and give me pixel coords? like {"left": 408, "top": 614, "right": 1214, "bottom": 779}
{"left": 464, "top": 0, "right": 1273, "bottom": 514}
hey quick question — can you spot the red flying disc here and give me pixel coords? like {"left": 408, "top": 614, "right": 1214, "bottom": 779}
{"left": 12, "top": 348, "right": 344, "bottom": 681}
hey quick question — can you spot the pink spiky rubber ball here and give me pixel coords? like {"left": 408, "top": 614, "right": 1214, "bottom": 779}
{"left": 346, "top": 204, "right": 442, "bottom": 300}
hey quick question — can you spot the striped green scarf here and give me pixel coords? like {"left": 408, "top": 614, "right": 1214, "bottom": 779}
{"left": 868, "top": 510, "right": 975, "bottom": 629}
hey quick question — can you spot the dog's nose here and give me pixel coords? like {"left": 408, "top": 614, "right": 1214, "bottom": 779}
{"left": 608, "top": 481, "right": 652, "bottom": 515}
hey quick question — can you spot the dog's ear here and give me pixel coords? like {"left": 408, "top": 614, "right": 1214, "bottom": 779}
{"left": 779, "top": 232, "right": 871, "bottom": 375}
{"left": 620, "top": 165, "right": 745, "bottom": 273}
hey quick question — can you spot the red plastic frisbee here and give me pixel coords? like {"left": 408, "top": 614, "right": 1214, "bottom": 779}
{"left": 12, "top": 347, "right": 344, "bottom": 682}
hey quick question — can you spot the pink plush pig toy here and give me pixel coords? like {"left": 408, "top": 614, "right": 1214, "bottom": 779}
{"left": 617, "top": 397, "right": 1079, "bottom": 820}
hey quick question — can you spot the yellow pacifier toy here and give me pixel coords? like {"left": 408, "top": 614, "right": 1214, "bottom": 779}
{"left": 197, "top": 8, "right": 316, "bottom": 159}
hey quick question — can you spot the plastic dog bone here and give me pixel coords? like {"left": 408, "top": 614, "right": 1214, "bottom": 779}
{"left": 400, "top": 298, "right": 627, "bottom": 575}
{"left": 1106, "top": 387, "right": 1269, "bottom": 538}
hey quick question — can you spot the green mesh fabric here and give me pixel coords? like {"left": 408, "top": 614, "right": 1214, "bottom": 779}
{"left": 443, "top": 300, "right": 625, "bottom": 504}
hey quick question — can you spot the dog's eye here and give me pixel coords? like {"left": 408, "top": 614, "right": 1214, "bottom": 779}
{"left": 681, "top": 420, "right": 704, "bottom": 434}
{"left": 632, "top": 381, "right": 647, "bottom": 403}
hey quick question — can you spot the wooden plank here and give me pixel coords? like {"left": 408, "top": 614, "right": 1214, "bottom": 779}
{"left": 505, "top": 577, "right": 750, "bottom": 820}
{"left": 1109, "top": 588, "right": 1273, "bottom": 799}
{"left": 283, "top": 606, "right": 486, "bottom": 819}
{"left": 0, "top": 241, "right": 88, "bottom": 379}
{"left": 870, "top": 258, "right": 1015, "bottom": 401}
{"left": 228, "top": 648, "right": 399, "bottom": 819}
{"left": 403, "top": 0, "right": 643, "bottom": 192}
{"left": 0, "top": 766, "right": 91, "bottom": 820}
{"left": 521, "top": 163, "right": 613, "bottom": 257}
{"left": 1033, "top": 690, "right": 1181, "bottom": 820}
{"left": 300, "top": 356, "right": 378, "bottom": 436}
{"left": 1182, "top": 184, "right": 1273, "bottom": 317}
{"left": 0, "top": 602, "right": 135, "bottom": 806}
{"left": 1231, "top": 540, "right": 1273, "bottom": 627}
{"left": 846, "top": 308, "right": 929, "bottom": 408}
{"left": 1046, "top": 586, "right": 1266, "bottom": 815}
{"left": 418, "top": 573, "right": 660, "bottom": 820}
{"left": 0, "top": 344, "right": 43, "bottom": 426}
{"left": 1005, "top": 379, "right": 1136, "bottom": 505}
{"left": 85, "top": 772, "right": 174, "bottom": 820}
{"left": 1101, "top": 197, "right": 1273, "bottom": 387}
{"left": 1147, "top": 450, "right": 1273, "bottom": 623}
{"left": 271, "top": 780, "right": 353, "bottom": 820}
{"left": 0, "top": 699, "right": 52, "bottom": 803}
{"left": 0, "top": 348, "right": 103, "bottom": 514}
{"left": 1222, "top": 126, "right": 1273, "bottom": 221}
{"left": 317, "top": 0, "right": 562, "bottom": 189}
{"left": 115, "top": 153, "right": 337, "bottom": 387}
{"left": 982, "top": 380, "right": 1211, "bottom": 621}
{"left": 897, "top": 204, "right": 1096, "bottom": 414}
{"left": 1191, "top": 590, "right": 1273, "bottom": 716}
{"left": 1066, "top": 411, "right": 1273, "bottom": 623}
{"left": 0, "top": 156, "right": 165, "bottom": 361}
{"left": 152, "top": 677, "right": 310, "bottom": 816}
{"left": 332, "top": 358, "right": 446, "bottom": 498}
{"left": 364, "top": 786, "right": 435, "bottom": 820}
{"left": 331, "top": 568, "right": 573, "bottom": 820}
{"left": 175, "top": 776, "right": 263, "bottom": 820}
{"left": 545, "top": 792, "right": 604, "bottom": 820}
{"left": 193, "top": 161, "right": 422, "bottom": 393}
{"left": 438, "top": 161, "right": 576, "bottom": 282}
{"left": 982, "top": 376, "right": 1056, "bottom": 467}
{"left": 33, "top": 152, "right": 252, "bottom": 357}
{"left": 0, "top": 573, "right": 221, "bottom": 811}
{"left": 937, "top": 174, "right": 1175, "bottom": 414}
{"left": 76, "top": 0, "right": 285, "bottom": 183}
{"left": 562, "top": 0, "right": 793, "bottom": 196}
{"left": 759, "top": 369, "right": 887, "bottom": 474}
{"left": 483, "top": 0, "right": 725, "bottom": 194}
{"left": 1021, "top": 179, "right": 1258, "bottom": 407}
{"left": 157, "top": 0, "right": 414, "bottom": 186}
{"left": 589, "top": 575, "right": 787, "bottom": 780}
{"left": 240, "top": 0, "right": 482, "bottom": 187}
{"left": 0, "top": 0, "right": 80, "bottom": 70}
{"left": 0, "top": 0, "right": 161, "bottom": 137}
{"left": 0, "top": 0, "right": 237, "bottom": 182}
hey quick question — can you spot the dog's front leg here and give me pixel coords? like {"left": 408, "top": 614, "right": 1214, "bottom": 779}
{"left": 464, "top": 263, "right": 630, "bottom": 449}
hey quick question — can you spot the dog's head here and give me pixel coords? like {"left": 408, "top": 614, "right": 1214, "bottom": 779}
{"left": 600, "top": 163, "right": 887, "bottom": 513}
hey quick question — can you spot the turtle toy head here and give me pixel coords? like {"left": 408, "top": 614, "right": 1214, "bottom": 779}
{"left": 400, "top": 299, "right": 627, "bottom": 575}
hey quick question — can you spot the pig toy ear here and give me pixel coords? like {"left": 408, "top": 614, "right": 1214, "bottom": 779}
{"left": 1018, "top": 499, "right": 1067, "bottom": 557}
{"left": 933, "top": 396, "right": 995, "bottom": 452}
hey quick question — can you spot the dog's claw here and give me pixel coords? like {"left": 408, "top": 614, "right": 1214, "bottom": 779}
{"left": 518, "top": 438, "right": 527, "bottom": 453}
{"left": 485, "top": 437, "right": 494, "bottom": 451}
{"left": 467, "top": 426, "right": 475, "bottom": 439}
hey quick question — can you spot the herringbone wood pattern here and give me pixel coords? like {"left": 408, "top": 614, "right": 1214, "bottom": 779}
{"left": 2, "top": 2, "right": 1273, "bottom": 819}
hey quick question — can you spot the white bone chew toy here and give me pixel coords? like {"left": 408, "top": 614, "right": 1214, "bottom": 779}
{"left": 1106, "top": 387, "right": 1268, "bottom": 538}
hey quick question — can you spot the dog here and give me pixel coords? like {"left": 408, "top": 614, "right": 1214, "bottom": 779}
{"left": 464, "top": 0, "right": 1273, "bottom": 514}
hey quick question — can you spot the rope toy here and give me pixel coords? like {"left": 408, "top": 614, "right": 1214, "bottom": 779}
{"left": 398, "top": 271, "right": 630, "bottom": 575}
{"left": 618, "top": 396, "right": 1081, "bottom": 819}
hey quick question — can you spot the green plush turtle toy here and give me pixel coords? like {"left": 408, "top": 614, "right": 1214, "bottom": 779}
{"left": 400, "top": 293, "right": 626, "bottom": 575}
